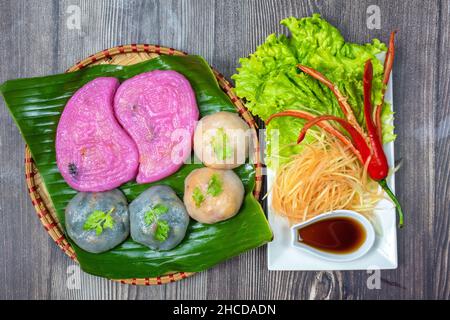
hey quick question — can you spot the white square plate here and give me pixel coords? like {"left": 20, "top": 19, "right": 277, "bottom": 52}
{"left": 267, "top": 57, "right": 397, "bottom": 271}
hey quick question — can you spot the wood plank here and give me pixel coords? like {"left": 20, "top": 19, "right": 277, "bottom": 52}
{"left": 0, "top": 0, "right": 58, "bottom": 300}
{"left": 432, "top": 0, "right": 450, "bottom": 299}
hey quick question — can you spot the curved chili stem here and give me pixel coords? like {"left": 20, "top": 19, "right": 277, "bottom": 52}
{"left": 379, "top": 179, "right": 404, "bottom": 228}
{"left": 266, "top": 110, "right": 363, "bottom": 162}
{"left": 375, "top": 31, "right": 396, "bottom": 142}
{"left": 297, "top": 64, "right": 366, "bottom": 139}
{"left": 364, "top": 60, "right": 403, "bottom": 227}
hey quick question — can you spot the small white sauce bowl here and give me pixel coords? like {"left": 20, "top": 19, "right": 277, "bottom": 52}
{"left": 291, "top": 210, "right": 376, "bottom": 262}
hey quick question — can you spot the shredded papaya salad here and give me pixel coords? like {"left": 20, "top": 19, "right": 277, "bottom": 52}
{"left": 232, "top": 14, "right": 403, "bottom": 227}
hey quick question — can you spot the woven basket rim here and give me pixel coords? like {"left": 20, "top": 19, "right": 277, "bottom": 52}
{"left": 24, "top": 44, "right": 263, "bottom": 286}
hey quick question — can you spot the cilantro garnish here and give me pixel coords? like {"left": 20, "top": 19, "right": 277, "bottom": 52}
{"left": 211, "top": 127, "right": 233, "bottom": 160}
{"left": 144, "top": 204, "right": 171, "bottom": 242}
{"left": 154, "top": 220, "right": 170, "bottom": 242}
{"left": 83, "top": 207, "right": 115, "bottom": 236}
{"left": 192, "top": 187, "right": 205, "bottom": 207}
{"left": 207, "top": 174, "right": 223, "bottom": 197}
{"left": 144, "top": 203, "right": 169, "bottom": 225}
{"left": 192, "top": 175, "right": 222, "bottom": 208}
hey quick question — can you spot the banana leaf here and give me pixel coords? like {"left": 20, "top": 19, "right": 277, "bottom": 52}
{"left": 0, "top": 55, "right": 272, "bottom": 279}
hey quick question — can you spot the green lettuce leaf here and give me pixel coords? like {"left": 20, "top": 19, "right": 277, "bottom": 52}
{"left": 232, "top": 14, "right": 395, "bottom": 167}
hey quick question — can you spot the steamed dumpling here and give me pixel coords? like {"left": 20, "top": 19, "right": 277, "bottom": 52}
{"left": 184, "top": 167, "right": 245, "bottom": 224}
{"left": 130, "top": 185, "right": 190, "bottom": 251}
{"left": 65, "top": 189, "right": 130, "bottom": 253}
{"left": 193, "top": 111, "right": 250, "bottom": 169}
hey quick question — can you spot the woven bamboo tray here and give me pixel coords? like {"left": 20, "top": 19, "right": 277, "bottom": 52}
{"left": 24, "top": 44, "right": 263, "bottom": 285}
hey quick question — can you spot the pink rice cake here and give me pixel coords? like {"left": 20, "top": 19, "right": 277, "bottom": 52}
{"left": 114, "top": 70, "right": 199, "bottom": 184}
{"left": 56, "top": 77, "right": 139, "bottom": 192}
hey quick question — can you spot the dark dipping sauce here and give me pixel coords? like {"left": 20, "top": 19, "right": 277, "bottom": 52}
{"left": 298, "top": 217, "right": 366, "bottom": 254}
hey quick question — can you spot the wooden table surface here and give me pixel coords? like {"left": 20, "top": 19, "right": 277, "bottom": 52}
{"left": 0, "top": 0, "right": 448, "bottom": 300}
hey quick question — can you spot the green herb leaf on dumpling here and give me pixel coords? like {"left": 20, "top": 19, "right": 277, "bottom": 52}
{"left": 83, "top": 207, "right": 116, "bottom": 236}
{"left": 192, "top": 187, "right": 205, "bottom": 207}
{"left": 144, "top": 203, "right": 169, "bottom": 225}
{"left": 102, "top": 215, "right": 115, "bottom": 230}
{"left": 211, "top": 127, "right": 233, "bottom": 160}
{"left": 144, "top": 204, "right": 171, "bottom": 242}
